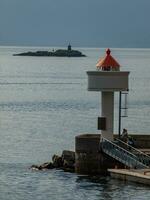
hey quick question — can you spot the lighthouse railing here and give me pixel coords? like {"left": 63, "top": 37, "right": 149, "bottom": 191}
{"left": 100, "top": 137, "right": 149, "bottom": 169}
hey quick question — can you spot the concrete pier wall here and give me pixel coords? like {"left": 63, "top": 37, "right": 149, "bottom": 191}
{"left": 75, "top": 134, "right": 124, "bottom": 175}
{"left": 75, "top": 133, "right": 150, "bottom": 175}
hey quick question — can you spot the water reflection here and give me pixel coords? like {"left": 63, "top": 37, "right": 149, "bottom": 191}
{"left": 75, "top": 174, "right": 150, "bottom": 200}
{"left": 76, "top": 175, "right": 113, "bottom": 200}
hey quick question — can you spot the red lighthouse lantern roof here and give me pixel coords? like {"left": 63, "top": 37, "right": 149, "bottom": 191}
{"left": 96, "top": 49, "right": 120, "bottom": 70}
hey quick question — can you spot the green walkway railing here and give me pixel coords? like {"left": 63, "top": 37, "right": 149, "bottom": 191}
{"left": 100, "top": 137, "right": 149, "bottom": 169}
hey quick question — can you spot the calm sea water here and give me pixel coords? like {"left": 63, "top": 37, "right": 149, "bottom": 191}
{"left": 0, "top": 46, "right": 150, "bottom": 199}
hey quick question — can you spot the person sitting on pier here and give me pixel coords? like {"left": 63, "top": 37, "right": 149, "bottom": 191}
{"left": 128, "top": 136, "right": 135, "bottom": 147}
{"left": 121, "top": 128, "right": 128, "bottom": 142}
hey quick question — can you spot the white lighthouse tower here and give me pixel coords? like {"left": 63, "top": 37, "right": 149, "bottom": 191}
{"left": 87, "top": 49, "right": 130, "bottom": 141}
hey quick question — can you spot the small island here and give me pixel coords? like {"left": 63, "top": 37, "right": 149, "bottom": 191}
{"left": 13, "top": 44, "right": 86, "bottom": 57}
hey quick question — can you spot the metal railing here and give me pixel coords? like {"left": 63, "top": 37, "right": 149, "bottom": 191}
{"left": 115, "top": 138, "right": 150, "bottom": 166}
{"left": 100, "top": 137, "right": 149, "bottom": 169}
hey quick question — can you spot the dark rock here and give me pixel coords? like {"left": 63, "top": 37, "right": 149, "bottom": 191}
{"left": 62, "top": 150, "right": 75, "bottom": 170}
{"left": 63, "top": 160, "right": 75, "bottom": 169}
{"left": 62, "top": 150, "right": 75, "bottom": 162}
{"left": 40, "top": 162, "right": 54, "bottom": 169}
{"left": 30, "top": 150, "right": 75, "bottom": 172}
{"left": 30, "top": 162, "right": 54, "bottom": 170}
{"left": 52, "top": 154, "right": 63, "bottom": 168}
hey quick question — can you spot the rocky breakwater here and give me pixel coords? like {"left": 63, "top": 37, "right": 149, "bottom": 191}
{"left": 31, "top": 150, "right": 75, "bottom": 172}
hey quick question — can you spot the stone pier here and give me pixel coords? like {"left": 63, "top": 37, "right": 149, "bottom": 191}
{"left": 75, "top": 134, "right": 124, "bottom": 175}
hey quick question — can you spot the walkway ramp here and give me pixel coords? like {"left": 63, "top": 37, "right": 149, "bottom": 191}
{"left": 100, "top": 137, "right": 150, "bottom": 169}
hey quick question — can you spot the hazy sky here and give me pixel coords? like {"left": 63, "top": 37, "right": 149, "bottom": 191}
{"left": 0, "top": 0, "right": 150, "bottom": 47}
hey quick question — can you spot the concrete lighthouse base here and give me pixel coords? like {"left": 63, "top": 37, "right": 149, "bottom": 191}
{"left": 75, "top": 134, "right": 124, "bottom": 175}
